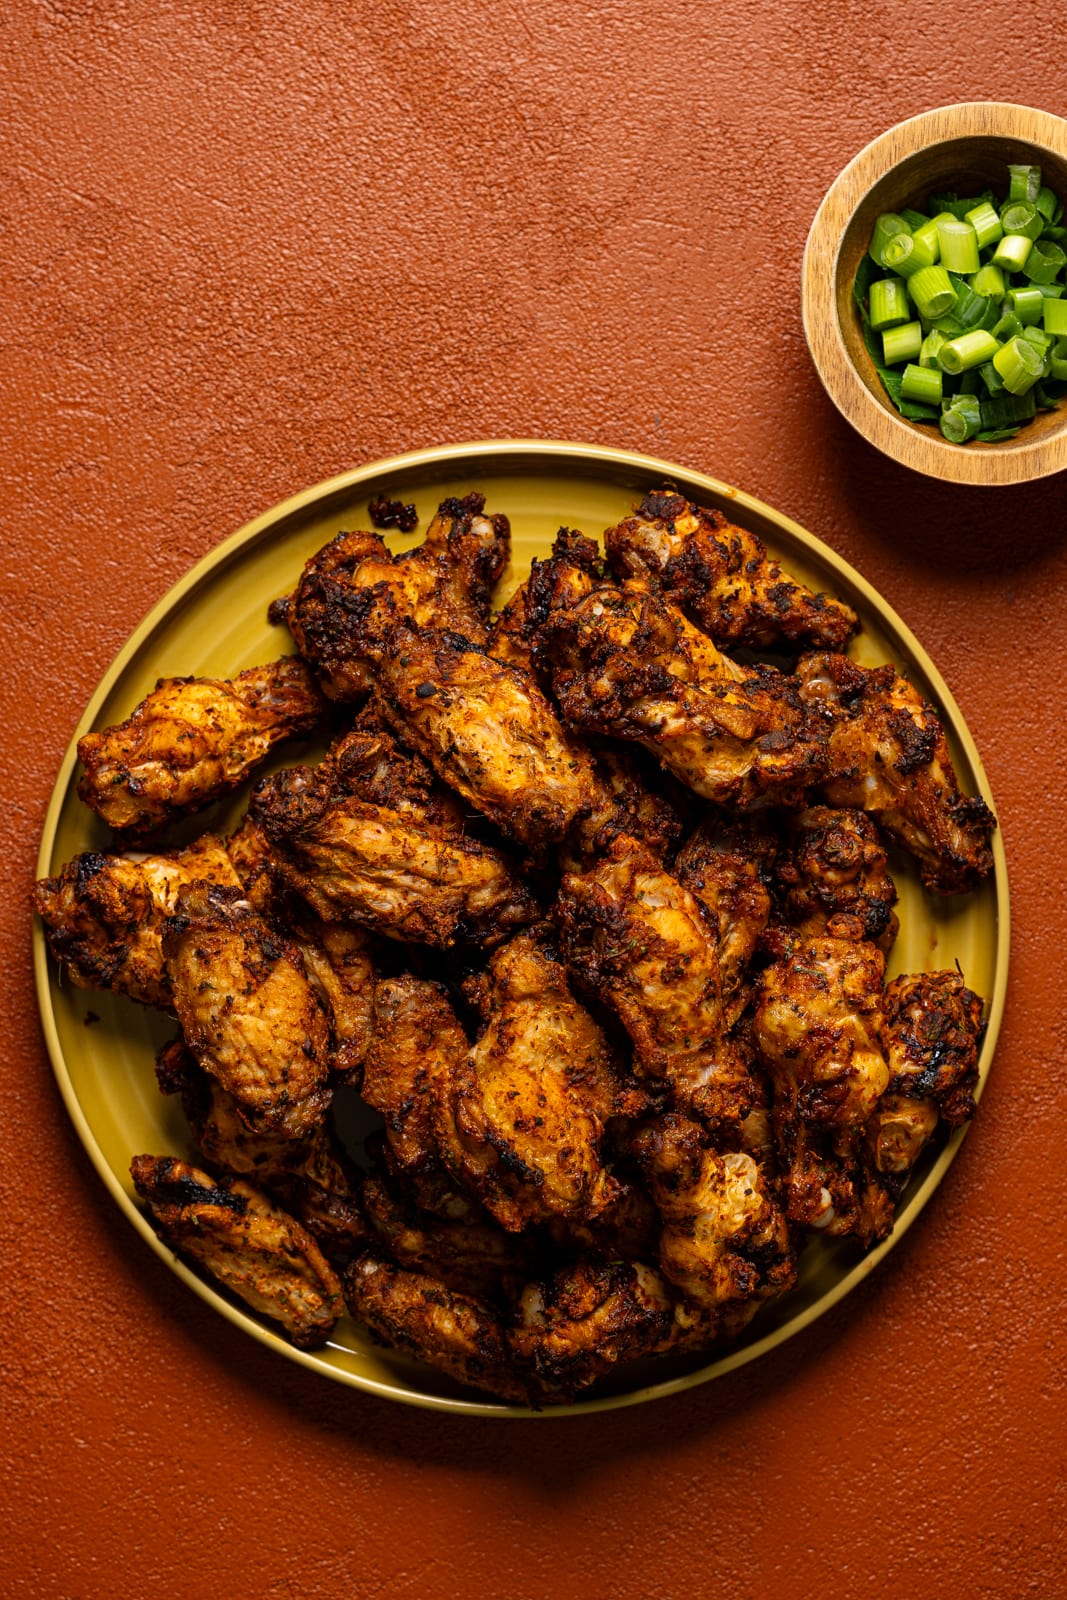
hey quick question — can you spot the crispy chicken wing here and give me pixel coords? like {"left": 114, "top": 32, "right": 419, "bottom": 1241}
{"left": 131, "top": 1154, "right": 344, "bottom": 1347}
{"left": 282, "top": 492, "right": 510, "bottom": 699}
{"left": 163, "top": 883, "right": 332, "bottom": 1139}
{"left": 76, "top": 658, "right": 326, "bottom": 835}
{"left": 797, "top": 651, "right": 996, "bottom": 894}
{"left": 361, "top": 1172, "right": 531, "bottom": 1304}
{"left": 674, "top": 817, "right": 777, "bottom": 1025}
{"left": 776, "top": 805, "right": 899, "bottom": 950}
{"left": 604, "top": 488, "right": 858, "bottom": 651}
{"left": 34, "top": 833, "right": 241, "bottom": 1008}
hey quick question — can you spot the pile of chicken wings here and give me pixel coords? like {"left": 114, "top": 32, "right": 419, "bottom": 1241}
{"left": 35, "top": 487, "right": 994, "bottom": 1406}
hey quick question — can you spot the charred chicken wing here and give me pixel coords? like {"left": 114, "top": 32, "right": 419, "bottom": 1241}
{"left": 776, "top": 805, "right": 899, "bottom": 951}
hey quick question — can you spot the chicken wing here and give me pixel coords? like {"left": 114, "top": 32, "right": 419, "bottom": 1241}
{"left": 361, "top": 1172, "right": 531, "bottom": 1304}
{"left": 604, "top": 488, "right": 858, "bottom": 651}
{"left": 282, "top": 492, "right": 510, "bottom": 700}
{"left": 673, "top": 817, "right": 777, "bottom": 1025}
{"left": 776, "top": 805, "right": 899, "bottom": 950}
{"left": 797, "top": 651, "right": 996, "bottom": 893}
{"left": 76, "top": 657, "right": 326, "bottom": 835}
{"left": 33, "top": 833, "right": 242, "bottom": 1008}
{"left": 163, "top": 883, "right": 332, "bottom": 1139}
{"left": 131, "top": 1154, "right": 344, "bottom": 1347}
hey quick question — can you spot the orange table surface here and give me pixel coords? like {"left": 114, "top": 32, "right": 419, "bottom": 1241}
{"left": 3, "top": 5, "right": 1064, "bottom": 1597}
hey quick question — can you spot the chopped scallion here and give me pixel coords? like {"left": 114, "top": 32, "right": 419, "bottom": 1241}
{"left": 882, "top": 320, "right": 923, "bottom": 365}
{"left": 869, "top": 213, "right": 912, "bottom": 267}
{"left": 1023, "top": 239, "right": 1067, "bottom": 284}
{"left": 1000, "top": 199, "right": 1044, "bottom": 240}
{"left": 937, "top": 330, "right": 1001, "bottom": 374}
{"left": 940, "top": 394, "right": 982, "bottom": 442}
{"left": 908, "top": 265, "right": 957, "bottom": 320}
{"left": 899, "top": 363, "right": 942, "bottom": 404}
{"left": 936, "top": 217, "right": 981, "bottom": 273}
{"left": 992, "top": 334, "right": 1044, "bottom": 394}
{"left": 965, "top": 200, "right": 1003, "bottom": 251}
{"left": 1006, "top": 286, "right": 1045, "bottom": 326}
{"left": 868, "top": 277, "right": 911, "bottom": 331}
{"left": 1008, "top": 163, "right": 1042, "bottom": 204}
{"left": 992, "top": 232, "right": 1034, "bottom": 273}
{"left": 1043, "top": 297, "right": 1067, "bottom": 336}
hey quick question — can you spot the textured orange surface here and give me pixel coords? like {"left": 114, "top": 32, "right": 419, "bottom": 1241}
{"left": 4, "top": 4, "right": 1066, "bottom": 1597}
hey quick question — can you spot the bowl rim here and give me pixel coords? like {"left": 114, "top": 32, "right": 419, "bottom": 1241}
{"left": 802, "top": 100, "right": 1067, "bottom": 485}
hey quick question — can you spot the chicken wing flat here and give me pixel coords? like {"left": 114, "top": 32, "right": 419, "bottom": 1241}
{"left": 251, "top": 764, "right": 535, "bottom": 947}
{"left": 674, "top": 817, "right": 777, "bottom": 1025}
{"left": 76, "top": 658, "right": 326, "bottom": 835}
{"left": 344, "top": 1253, "right": 530, "bottom": 1404}
{"left": 558, "top": 834, "right": 756, "bottom": 1132}
{"left": 163, "top": 883, "right": 332, "bottom": 1139}
{"left": 131, "top": 1155, "right": 344, "bottom": 1347}
{"left": 604, "top": 488, "right": 858, "bottom": 651}
{"left": 319, "top": 705, "right": 469, "bottom": 835}
{"left": 776, "top": 806, "right": 899, "bottom": 951}
{"left": 282, "top": 492, "right": 510, "bottom": 700}
{"left": 432, "top": 930, "right": 623, "bottom": 1232}
{"left": 34, "top": 833, "right": 241, "bottom": 1008}
{"left": 797, "top": 651, "right": 996, "bottom": 894}
{"left": 361, "top": 1172, "right": 531, "bottom": 1304}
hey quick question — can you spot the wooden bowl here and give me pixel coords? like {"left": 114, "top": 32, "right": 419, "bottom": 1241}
{"left": 803, "top": 102, "right": 1067, "bottom": 485}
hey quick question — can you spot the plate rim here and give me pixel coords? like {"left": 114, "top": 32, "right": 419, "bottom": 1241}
{"left": 33, "top": 437, "right": 1011, "bottom": 1418}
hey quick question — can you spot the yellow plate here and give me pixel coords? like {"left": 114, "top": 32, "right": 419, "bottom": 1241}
{"left": 34, "top": 440, "right": 1009, "bottom": 1417}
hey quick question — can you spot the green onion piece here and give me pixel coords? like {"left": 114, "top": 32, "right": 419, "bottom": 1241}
{"left": 1036, "top": 283, "right": 1065, "bottom": 299}
{"left": 965, "top": 199, "right": 1004, "bottom": 250}
{"left": 910, "top": 215, "right": 942, "bottom": 262}
{"left": 868, "top": 276, "right": 911, "bottom": 331}
{"left": 882, "top": 229, "right": 937, "bottom": 277}
{"left": 1006, "top": 286, "right": 1045, "bottom": 325}
{"left": 1043, "top": 297, "right": 1067, "bottom": 336}
{"left": 969, "top": 262, "right": 1006, "bottom": 299}
{"left": 882, "top": 320, "right": 923, "bottom": 365}
{"left": 935, "top": 216, "right": 981, "bottom": 273}
{"left": 1049, "top": 337, "right": 1067, "bottom": 382}
{"left": 920, "top": 329, "right": 948, "bottom": 368}
{"left": 992, "top": 232, "right": 1034, "bottom": 272}
{"left": 993, "top": 334, "right": 1044, "bottom": 394}
{"left": 908, "top": 265, "right": 957, "bottom": 320}
{"left": 979, "top": 360, "right": 1006, "bottom": 395}
{"left": 900, "top": 208, "right": 930, "bottom": 231}
{"left": 1023, "top": 239, "right": 1067, "bottom": 284}
{"left": 952, "top": 286, "right": 999, "bottom": 332}
{"left": 899, "top": 362, "right": 942, "bottom": 405}
{"left": 1000, "top": 199, "right": 1044, "bottom": 239}
{"left": 1036, "top": 185, "right": 1061, "bottom": 222}
{"left": 979, "top": 390, "right": 1038, "bottom": 428}
{"left": 869, "top": 213, "right": 912, "bottom": 267}
{"left": 1008, "top": 163, "right": 1042, "bottom": 203}
{"left": 958, "top": 368, "right": 982, "bottom": 395}
{"left": 1022, "top": 324, "right": 1053, "bottom": 353}
{"left": 940, "top": 394, "right": 982, "bottom": 442}
{"left": 993, "top": 310, "right": 1023, "bottom": 341}
{"left": 938, "top": 330, "right": 1001, "bottom": 374}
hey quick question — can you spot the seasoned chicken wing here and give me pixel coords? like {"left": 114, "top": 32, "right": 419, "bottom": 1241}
{"left": 76, "top": 658, "right": 326, "bottom": 835}
{"left": 163, "top": 883, "right": 332, "bottom": 1139}
{"left": 558, "top": 834, "right": 756, "bottom": 1132}
{"left": 282, "top": 492, "right": 510, "bottom": 699}
{"left": 344, "top": 1253, "right": 530, "bottom": 1404}
{"left": 797, "top": 651, "right": 996, "bottom": 893}
{"left": 34, "top": 833, "right": 241, "bottom": 1009}
{"left": 131, "top": 1154, "right": 344, "bottom": 1347}
{"left": 674, "top": 817, "right": 777, "bottom": 1025}
{"left": 432, "top": 929, "right": 623, "bottom": 1232}
{"left": 361, "top": 1172, "right": 531, "bottom": 1304}
{"left": 251, "top": 763, "right": 535, "bottom": 947}
{"left": 776, "top": 805, "right": 899, "bottom": 950}
{"left": 604, "top": 488, "right": 858, "bottom": 651}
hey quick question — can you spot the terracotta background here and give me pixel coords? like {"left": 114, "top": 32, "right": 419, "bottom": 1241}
{"left": 3, "top": 3, "right": 1065, "bottom": 1596}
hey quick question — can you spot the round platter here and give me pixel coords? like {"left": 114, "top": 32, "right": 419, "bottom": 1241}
{"left": 34, "top": 439, "right": 1009, "bottom": 1417}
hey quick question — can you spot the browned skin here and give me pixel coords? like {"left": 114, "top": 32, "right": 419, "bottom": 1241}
{"left": 510, "top": 1257, "right": 675, "bottom": 1405}
{"left": 542, "top": 573, "right": 828, "bottom": 810}
{"left": 432, "top": 929, "right": 623, "bottom": 1233}
{"left": 797, "top": 651, "right": 996, "bottom": 894}
{"left": 870, "top": 970, "right": 984, "bottom": 1175}
{"left": 752, "top": 930, "right": 889, "bottom": 1238}
{"left": 632, "top": 1113, "right": 796, "bottom": 1339}
{"left": 674, "top": 817, "right": 777, "bottom": 1025}
{"left": 319, "top": 704, "right": 469, "bottom": 835}
{"left": 360, "top": 1172, "right": 532, "bottom": 1305}
{"left": 283, "top": 492, "right": 510, "bottom": 700}
{"left": 557, "top": 834, "right": 756, "bottom": 1133}
{"left": 343, "top": 1253, "right": 531, "bottom": 1405}
{"left": 163, "top": 883, "right": 332, "bottom": 1140}
{"left": 130, "top": 1155, "right": 344, "bottom": 1347}
{"left": 604, "top": 488, "right": 859, "bottom": 651}
{"left": 33, "top": 833, "right": 241, "bottom": 1009}
{"left": 251, "top": 762, "right": 535, "bottom": 948}
{"left": 155, "top": 1040, "right": 368, "bottom": 1262}
{"left": 76, "top": 657, "right": 326, "bottom": 835}
{"left": 776, "top": 805, "right": 899, "bottom": 952}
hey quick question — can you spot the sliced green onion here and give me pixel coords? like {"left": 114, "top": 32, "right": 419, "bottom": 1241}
{"left": 993, "top": 309, "right": 1023, "bottom": 341}
{"left": 869, "top": 213, "right": 912, "bottom": 267}
{"left": 938, "top": 329, "right": 1001, "bottom": 374}
{"left": 1000, "top": 199, "right": 1044, "bottom": 240}
{"left": 952, "top": 286, "right": 999, "bottom": 332}
{"left": 1022, "top": 324, "right": 1053, "bottom": 352}
{"left": 1043, "top": 297, "right": 1067, "bottom": 336}
{"left": 1006, "top": 286, "right": 1045, "bottom": 325}
{"left": 1008, "top": 163, "right": 1042, "bottom": 203}
{"left": 908, "top": 265, "right": 957, "bottom": 320}
{"left": 899, "top": 362, "right": 942, "bottom": 404}
{"left": 900, "top": 208, "right": 930, "bottom": 231}
{"left": 936, "top": 216, "right": 981, "bottom": 273}
{"left": 868, "top": 276, "right": 911, "bottom": 330}
{"left": 992, "top": 232, "right": 1034, "bottom": 272}
{"left": 882, "top": 320, "right": 922, "bottom": 365}
{"left": 969, "top": 262, "right": 1006, "bottom": 299}
{"left": 882, "top": 229, "right": 938, "bottom": 277}
{"left": 940, "top": 394, "right": 982, "bottom": 442}
{"left": 979, "top": 360, "right": 1005, "bottom": 395}
{"left": 1036, "top": 282, "right": 1065, "bottom": 299}
{"left": 993, "top": 334, "right": 1044, "bottom": 394}
{"left": 980, "top": 390, "right": 1038, "bottom": 428}
{"left": 1050, "top": 337, "right": 1067, "bottom": 381}
{"left": 920, "top": 329, "right": 948, "bottom": 368}
{"left": 910, "top": 215, "right": 942, "bottom": 262}
{"left": 965, "top": 200, "right": 1004, "bottom": 251}
{"left": 1037, "top": 185, "right": 1063, "bottom": 224}
{"left": 1023, "top": 239, "right": 1067, "bottom": 284}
